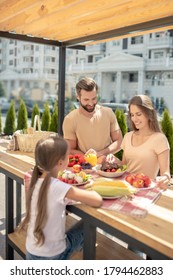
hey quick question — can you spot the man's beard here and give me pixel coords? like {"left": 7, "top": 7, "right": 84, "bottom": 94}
{"left": 80, "top": 101, "right": 96, "bottom": 113}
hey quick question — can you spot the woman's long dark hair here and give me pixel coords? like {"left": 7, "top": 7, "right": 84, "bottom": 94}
{"left": 128, "top": 95, "right": 161, "bottom": 132}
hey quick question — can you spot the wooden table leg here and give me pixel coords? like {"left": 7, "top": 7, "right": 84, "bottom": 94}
{"left": 5, "top": 176, "right": 14, "bottom": 260}
{"left": 16, "top": 182, "right": 22, "bottom": 227}
{"left": 83, "top": 222, "right": 96, "bottom": 260}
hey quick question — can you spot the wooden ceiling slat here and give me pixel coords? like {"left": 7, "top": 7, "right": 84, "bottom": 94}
{"left": 85, "top": 25, "right": 173, "bottom": 46}
{"left": 41, "top": 2, "right": 173, "bottom": 41}
{"left": 0, "top": 0, "right": 173, "bottom": 45}
{"left": 0, "top": 0, "right": 81, "bottom": 31}
{"left": 0, "top": 0, "right": 41, "bottom": 20}
{"left": 64, "top": 16, "right": 173, "bottom": 46}
{"left": 0, "top": 0, "right": 127, "bottom": 32}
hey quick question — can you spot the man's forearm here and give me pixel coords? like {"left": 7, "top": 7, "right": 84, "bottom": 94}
{"left": 97, "top": 141, "right": 121, "bottom": 157}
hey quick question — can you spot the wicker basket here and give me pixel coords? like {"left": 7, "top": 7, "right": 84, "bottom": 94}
{"left": 16, "top": 115, "right": 55, "bottom": 152}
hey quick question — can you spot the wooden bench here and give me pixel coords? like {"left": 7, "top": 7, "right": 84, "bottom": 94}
{"left": 8, "top": 214, "right": 142, "bottom": 260}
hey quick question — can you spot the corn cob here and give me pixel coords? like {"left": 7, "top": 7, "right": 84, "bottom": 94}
{"left": 90, "top": 185, "right": 136, "bottom": 197}
{"left": 92, "top": 180, "right": 128, "bottom": 188}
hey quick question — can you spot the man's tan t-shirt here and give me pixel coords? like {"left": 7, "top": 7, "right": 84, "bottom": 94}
{"left": 63, "top": 105, "right": 120, "bottom": 153}
{"left": 121, "top": 131, "right": 170, "bottom": 179}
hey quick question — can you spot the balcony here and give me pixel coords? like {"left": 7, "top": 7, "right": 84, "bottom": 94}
{"left": 146, "top": 57, "right": 173, "bottom": 70}
{"left": 68, "top": 62, "right": 98, "bottom": 73}
{"left": 147, "top": 36, "right": 173, "bottom": 49}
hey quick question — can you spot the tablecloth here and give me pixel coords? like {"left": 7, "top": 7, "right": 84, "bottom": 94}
{"left": 24, "top": 170, "right": 163, "bottom": 218}
{"left": 101, "top": 187, "right": 163, "bottom": 218}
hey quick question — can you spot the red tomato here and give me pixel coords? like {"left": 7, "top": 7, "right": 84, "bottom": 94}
{"left": 111, "top": 168, "right": 116, "bottom": 172}
{"left": 68, "top": 179, "right": 73, "bottom": 184}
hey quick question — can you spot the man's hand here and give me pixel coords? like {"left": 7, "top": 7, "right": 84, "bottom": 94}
{"left": 85, "top": 148, "right": 97, "bottom": 156}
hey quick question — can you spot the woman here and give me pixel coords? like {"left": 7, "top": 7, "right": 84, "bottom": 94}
{"left": 110, "top": 95, "right": 170, "bottom": 189}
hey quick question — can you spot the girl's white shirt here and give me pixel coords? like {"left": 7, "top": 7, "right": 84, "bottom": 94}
{"left": 26, "top": 177, "right": 72, "bottom": 257}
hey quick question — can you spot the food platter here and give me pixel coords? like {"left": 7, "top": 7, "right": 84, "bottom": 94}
{"left": 72, "top": 180, "right": 90, "bottom": 186}
{"left": 97, "top": 169, "right": 126, "bottom": 178}
{"left": 131, "top": 181, "right": 157, "bottom": 190}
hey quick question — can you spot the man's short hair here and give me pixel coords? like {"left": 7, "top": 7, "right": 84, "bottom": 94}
{"left": 76, "top": 77, "right": 98, "bottom": 95}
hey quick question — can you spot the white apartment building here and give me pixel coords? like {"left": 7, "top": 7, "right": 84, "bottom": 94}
{"left": 0, "top": 30, "right": 173, "bottom": 116}
{"left": 0, "top": 38, "right": 59, "bottom": 101}
{"left": 67, "top": 30, "right": 173, "bottom": 116}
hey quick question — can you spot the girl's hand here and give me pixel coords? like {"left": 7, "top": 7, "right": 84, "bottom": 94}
{"left": 156, "top": 175, "right": 169, "bottom": 190}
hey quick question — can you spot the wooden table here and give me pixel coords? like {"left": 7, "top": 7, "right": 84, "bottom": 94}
{"left": 0, "top": 141, "right": 173, "bottom": 260}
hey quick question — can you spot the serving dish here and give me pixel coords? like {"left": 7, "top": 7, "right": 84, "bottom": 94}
{"left": 97, "top": 169, "right": 126, "bottom": 178}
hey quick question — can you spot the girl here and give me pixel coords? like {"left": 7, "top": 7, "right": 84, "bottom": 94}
{"left": 108, "top": 94, "right": 170, "bottom": 189}
{"left": 19, "top": 135, "right": 102, "bottom": 260}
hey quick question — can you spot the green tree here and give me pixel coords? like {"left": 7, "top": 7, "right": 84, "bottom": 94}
{"left": 0, "top": 109, "right": 2, "bottom": 134}
{"left": 41, "top": 102, "right": 51, "bottom": 131}
{"left": 31, "top": 103, "right": 40, "bottom": 127}
{"left": 155, "top": 97, "right": 159, "bottom": 110}
{"left": 17, "top": 99, "right": 28, "bottom": 130}
{"left": 160, "top": 108, "right": 173, "bottom": 174}
{"left": 0, "top": 81, "right": 6, "bottom": 97}
{"left": 114, "top": 108, "right": 128, "bottom": 160}
{"left": 4, "top": 101, "right": 16, "bottom": 135}
{"left": 49, "top": 102, "right": 58, "bottom": 132}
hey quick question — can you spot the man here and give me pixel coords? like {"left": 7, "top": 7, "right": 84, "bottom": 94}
{"left": 62, "top": 77, "right": 122, "bottom": 163}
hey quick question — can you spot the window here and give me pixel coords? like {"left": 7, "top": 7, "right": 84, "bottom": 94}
{"left": 122, "top": 38, "right": 128, "bottom": 49}
{"left": 155, "top": 32, "right": 164, "bottom": 38}
{"left": 23, "top": 57, "right": 33, "bottom": 62}
{"left": 88, "top": 55, "right": 93, "bottom": 63}
{"left": 131, "top": 36, "right": 143, "bottom": 44}
{"left": 148, "top": 50, "right": 151, "bottom": 59}
{"left": 129, "top": 73, "right": 138, "bottom": 82}
{"left": 112, "top": 40, "right": 120, "bottom": 46}
{"left": 95, "top": 56, "right": 102, "bottom": 62}
{"left": 111, "top": 74, "right": 116, "bottom": 82}
{"left": 23, "top": 45, "right": 31, "bottom": 50}
{"left": 154, "top": 52, "right": 164, "bottom": 59}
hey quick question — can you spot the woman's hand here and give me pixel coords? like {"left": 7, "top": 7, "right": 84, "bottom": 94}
{"left": 156, "top": 175, "right": 170, "bottom": 190}
{"left": 106, "top": 154, "right": 122, "bottom": 164}
{"left": 106, "top": 153, "right": 116, "bottom": 163}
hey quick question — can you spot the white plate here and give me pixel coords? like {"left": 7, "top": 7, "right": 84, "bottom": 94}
{"left": 102, "top": 195, "right": 122, "bottom": 200}
{"left": 97, "top": 169, "right": 126, "bottom": 178}
{"left": 72, "top": 180, "right": 90, "bottom": 186}
{"left": 131, "top": 181, "right": 157, "bottom": 190}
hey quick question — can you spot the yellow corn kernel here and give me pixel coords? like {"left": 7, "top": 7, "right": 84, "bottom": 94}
{"left": 91, "top": 185, "right": 135, "bottom": 197}
{"left": 92, "top": 180, "right": 128, "bottom": 188}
